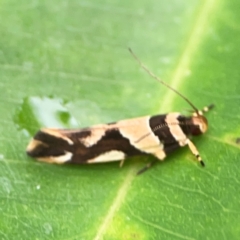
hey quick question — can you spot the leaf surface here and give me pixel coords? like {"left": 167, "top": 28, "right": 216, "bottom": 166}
{"left": 0, "top": 0, "right": 240, "bottom": 239}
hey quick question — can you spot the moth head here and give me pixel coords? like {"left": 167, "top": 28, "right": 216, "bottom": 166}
{"left": 191, "top": 113, "right": 208, "bottom": 135}
{"left": 190, "top": 104, "right": 213, "bottom": 135}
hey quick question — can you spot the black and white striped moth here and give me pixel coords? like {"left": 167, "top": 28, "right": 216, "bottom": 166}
{"left": 26, "top": 49, "right": 213, "bottom": 174}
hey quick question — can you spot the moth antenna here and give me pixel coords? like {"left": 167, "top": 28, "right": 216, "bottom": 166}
{"left": 128, "top": 48, "right": 199, "bottom": 113}
{"left": 135, "top": 123, "right": 168, "bottom": 143}
{"left": 202, "top": 104, "right": 214, "bottom": 112}
{"left": 135, "top": 132, "right": 151, "bottom": 143}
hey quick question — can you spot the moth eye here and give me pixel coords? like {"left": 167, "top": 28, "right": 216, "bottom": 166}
{"left": 191, "top": 126, "right": 202, "bottom": 135}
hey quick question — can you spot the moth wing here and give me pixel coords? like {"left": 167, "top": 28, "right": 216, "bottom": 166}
{"left": 26, "top": 115, "right": 183, "bottom": 164}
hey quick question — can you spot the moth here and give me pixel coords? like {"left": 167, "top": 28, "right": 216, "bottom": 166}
{"left": 26, "top": 49, "right": 213, "bottom": 174}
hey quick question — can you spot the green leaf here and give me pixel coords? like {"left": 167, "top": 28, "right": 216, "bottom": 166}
{"left": 1, "top": 0, "right": 240, "bottom": 239}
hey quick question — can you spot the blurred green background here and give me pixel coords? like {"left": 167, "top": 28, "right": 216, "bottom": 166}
{"left": 0, "top": 0, "right": 240, "bottom": 239}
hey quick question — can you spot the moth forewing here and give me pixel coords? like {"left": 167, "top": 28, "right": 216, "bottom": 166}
{"left": 26, "top": 115, "right": 165, "bottom": 164}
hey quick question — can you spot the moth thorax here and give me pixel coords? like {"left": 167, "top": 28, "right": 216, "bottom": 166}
{"left": 191, "top": 115, "right": 208, "bottom": 135}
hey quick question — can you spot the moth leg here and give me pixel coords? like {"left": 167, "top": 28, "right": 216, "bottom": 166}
{"left": 137, "top": 159, "right": 158, "bottom": 175}
{"left": 137, "top": 148, "right": 167, "bottom": 175}
{"left": 119, "top": 159, "right": 125, "bottom": 167}
{"left": 186, "top": 139, "right": 205, "bottom": 166}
